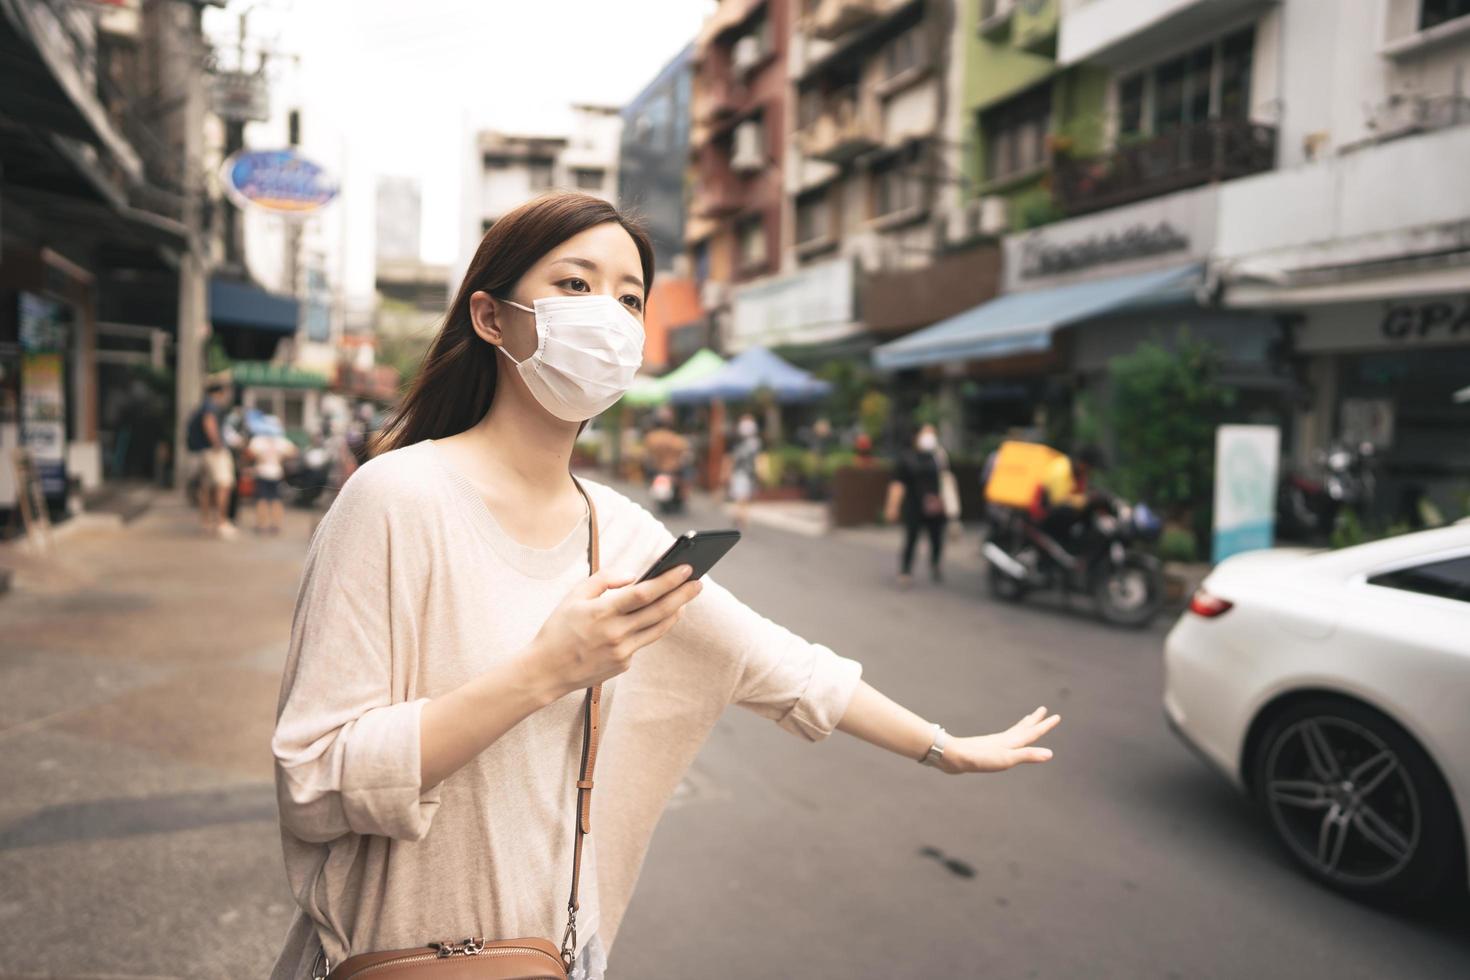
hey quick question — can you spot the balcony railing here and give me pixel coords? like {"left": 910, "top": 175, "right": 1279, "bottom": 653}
{"left": 1052, "top": 119, "right": 1277, "bottom": 217}
{"left": 810, "top": 0, "right": 884, "bottom": 40}
{"left": 800, "top": 99, "right": 880, "bottom": 164}
{"left": 693, "top": 175, "right": 745, "bottom": 218}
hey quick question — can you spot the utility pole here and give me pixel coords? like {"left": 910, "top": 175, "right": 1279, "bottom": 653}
{"left": 283, "top": 107, "right": 303, "bottom": 304}
{"left": 160, "top": 0, "right": 210, "bottom": 490}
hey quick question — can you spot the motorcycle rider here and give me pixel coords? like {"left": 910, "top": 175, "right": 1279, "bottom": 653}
{"left": 1034, "top": 444, "right": 1108, "bottom": 562}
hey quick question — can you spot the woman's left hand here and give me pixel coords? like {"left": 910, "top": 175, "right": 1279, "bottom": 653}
{"left": 935, "top": 706, "right": 1061, "bottom": 775}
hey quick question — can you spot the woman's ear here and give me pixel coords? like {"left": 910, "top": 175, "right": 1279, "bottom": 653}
{"left": 468, "top": 291, "right": 505, "bottom": 347}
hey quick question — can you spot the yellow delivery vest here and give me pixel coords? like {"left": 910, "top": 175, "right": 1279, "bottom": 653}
{"left": 984, "top": 440, "right": 1064, "bottom": 509}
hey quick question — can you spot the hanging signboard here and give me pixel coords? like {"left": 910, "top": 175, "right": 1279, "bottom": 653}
{"left": 1212, "top": 424, "right": 1280, "bottom": 563}
{"left": 220, "top": 149, "right": 339, "bottom": 215}
{"left": 211, "top": 70, "right": 271, "bottom": 123}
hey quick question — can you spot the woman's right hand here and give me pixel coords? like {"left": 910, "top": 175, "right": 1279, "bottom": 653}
{"left": 528, "top": 564, "right": 703, "bottom": 695}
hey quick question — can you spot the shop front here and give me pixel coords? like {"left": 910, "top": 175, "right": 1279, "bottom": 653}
{"left": 0, "top": 248, "right": 102, "bottom": 521}
{"left": 874, "top": 184, "right": 1291, "bottom": 452}
{"left": 1284, "top": 296, "right": 1470, "bottom": 525}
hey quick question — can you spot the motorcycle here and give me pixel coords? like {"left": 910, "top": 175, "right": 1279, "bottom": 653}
{"left": 648, "top": 468, "right": 687, "bottom": 516}
{"left": 982, "top": 494, "right": 1165, "bottom": 628}
{"left": 286, "top": 441, "right": 334, "bottom": 508}
{"left": 1276, "top": 441, "right": 1376, "bottom": 541}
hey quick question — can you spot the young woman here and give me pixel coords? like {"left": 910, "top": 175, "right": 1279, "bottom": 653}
{"left": 269, "top": 193, "right": 1060, "bottom": 980}
{"left": 885, "top": 423, "right": 955, "bottom": 587}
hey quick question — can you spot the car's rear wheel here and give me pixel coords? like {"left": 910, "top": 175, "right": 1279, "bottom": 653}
{"left": 1253, "top": 698, "right": 1463, "bottom": 906}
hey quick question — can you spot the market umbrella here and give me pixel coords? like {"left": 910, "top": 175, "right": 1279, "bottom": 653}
{"left": 622, "top": 348, "right": 728, "bottom": 407}
{"left": 666, "top": 346, "right": 832, "bottom": 405}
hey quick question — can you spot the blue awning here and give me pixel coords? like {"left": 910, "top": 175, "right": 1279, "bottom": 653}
{"left": 668, "top": 346, "right": 832, "bottom": 404}
{"left": 872, "top": 263, "right": 1202, "bottom": 371}
{"left": 209, "top": 277, "right": 299, "bottom": 334}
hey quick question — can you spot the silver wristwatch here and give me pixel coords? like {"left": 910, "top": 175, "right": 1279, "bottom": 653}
{"left": 918, "top": 723, "right": 947, "bottom": 767}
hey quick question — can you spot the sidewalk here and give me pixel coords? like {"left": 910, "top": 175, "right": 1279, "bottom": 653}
{"left": 0, "top": 490, "right": 314, "bottom": 978}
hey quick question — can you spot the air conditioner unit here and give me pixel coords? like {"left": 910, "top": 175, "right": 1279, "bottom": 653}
{"left": 978, "top": 195, "right": 1008, "bottom": 235}
{"left": 700, "top": 279, "right": 730, "bottom": 310}
{"left": 731, "top": 122, "right": 765, "bottom": 172}
{"left": 732, "top": 35, "right": 763, "bottom": 73}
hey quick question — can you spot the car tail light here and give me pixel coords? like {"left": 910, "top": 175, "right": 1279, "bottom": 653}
{"left": 1188, "top": 588, "right": 1234, "bottom": 618}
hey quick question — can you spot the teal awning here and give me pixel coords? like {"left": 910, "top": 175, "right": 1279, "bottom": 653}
{"left": 230, "top": 360, "right": 327, "bottom": 390}
{"left": 872, "top": 263, "right": 1202, "bottom": 371}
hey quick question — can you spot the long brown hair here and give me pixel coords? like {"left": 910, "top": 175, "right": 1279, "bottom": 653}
{"left": 372, "top": 192, "right": 656, "bottom": 456}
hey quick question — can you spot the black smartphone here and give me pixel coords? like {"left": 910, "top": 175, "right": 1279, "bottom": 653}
{"left": 638, "top": 529, "right": 742, "bottom": 584}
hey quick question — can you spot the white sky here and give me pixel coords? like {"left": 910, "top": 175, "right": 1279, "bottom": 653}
{"left": 206, "top": 0, "right": 713, "bottom": 303}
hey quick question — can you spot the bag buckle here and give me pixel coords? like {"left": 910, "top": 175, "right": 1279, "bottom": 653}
{"left": 560, "top": 904, "right": 578, "bottom": 971}
{"left": 311, "top": 947, "right": 330, "bottom": 980}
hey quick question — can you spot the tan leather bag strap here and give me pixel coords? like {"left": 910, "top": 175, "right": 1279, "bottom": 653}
{"left": 561, "top": 477, "right": 601, "bottom": 966}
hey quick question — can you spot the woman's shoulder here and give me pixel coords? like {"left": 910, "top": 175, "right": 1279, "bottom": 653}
{"left": 330, "top": 442, "right": 445, "bottom": 520}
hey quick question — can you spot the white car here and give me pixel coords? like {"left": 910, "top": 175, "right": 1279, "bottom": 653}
{"left": 1164, "top": 523, "right": 1470, "bottom": 905}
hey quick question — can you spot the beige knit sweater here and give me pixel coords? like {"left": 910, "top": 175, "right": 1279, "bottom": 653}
{"left": 269, "top": 439, "right": 864, "bottom": 978}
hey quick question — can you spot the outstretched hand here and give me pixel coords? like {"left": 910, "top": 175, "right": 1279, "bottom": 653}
{"left": 936, "top": 706, "right": 1061, "bottom": 775}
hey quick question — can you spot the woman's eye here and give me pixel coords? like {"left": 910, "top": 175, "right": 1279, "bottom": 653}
{"left": 559, "top": 278, "right": 590, "bottom": 292}
{"left": 621, "top": 295, "right": 644, "bottom": 313}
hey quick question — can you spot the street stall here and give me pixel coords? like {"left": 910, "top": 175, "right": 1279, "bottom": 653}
{"left": 667, "top": 346, "right": 832, "bottom": 493}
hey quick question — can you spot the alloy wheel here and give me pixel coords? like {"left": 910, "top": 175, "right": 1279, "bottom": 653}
{"left": 1263, "top": 716, "right": 1420, "bottom": 887}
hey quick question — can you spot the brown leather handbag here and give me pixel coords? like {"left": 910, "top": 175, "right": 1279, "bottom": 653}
{"left": 313, "top": 481, "right": 605, "bottom": 979}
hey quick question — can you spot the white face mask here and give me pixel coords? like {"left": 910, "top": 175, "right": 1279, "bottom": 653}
{"left": 497, "top": 294, "right": 645, "bottom": 422}
{"left": 916, "top": 432, "right": 938, "bottom": 453}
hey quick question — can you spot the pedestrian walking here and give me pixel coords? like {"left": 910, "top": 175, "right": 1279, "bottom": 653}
{"left": 185, "top": 382, "right": 237, "bottom": 539}
{"left": 885, "top": 423, "right": 958, "bottom": 587}
{"left": 246, "top": 415, "right": 298, "bottom": 534}
{"left": 269, "top": 192, "right": 1060, "bottom": 980}
{"left": 724, "top": 412, "right": 761, "bottom": 530}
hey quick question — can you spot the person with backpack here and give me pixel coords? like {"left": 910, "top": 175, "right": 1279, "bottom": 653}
{"left": 186, "top": 382, "right": 237, "bottom": 538}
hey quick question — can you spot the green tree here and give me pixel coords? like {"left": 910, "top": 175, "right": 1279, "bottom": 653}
{"left": 858, "top": 389, "right": 891, "bottom": 441}
{"left": 1106, "top": 334, "right": 1236, "bottom": 552}
{"left": 376, "top": 329, "right": 434, "bottom": 388}
{"left": 814, "top": 358, "right": 875, "bottom": 431}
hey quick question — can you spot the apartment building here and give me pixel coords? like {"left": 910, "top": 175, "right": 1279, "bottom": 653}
{"left": 686, "top": 0, "right": 792, "bottom": 355}
{"left": 457, "top": 105, "right": 622, "bottom": 281}
{"left": 878, "top": 0, "right": 1470, "bottom": 515}
{"left": 878, "top": 0, "right": 1292, "bottom": 451}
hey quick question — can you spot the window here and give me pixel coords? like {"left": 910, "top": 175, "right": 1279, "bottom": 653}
{"left": 796, "top": 188, "right": 832, "bottom": 246}
{"left": 1120, "top": 27, "right": 1255, "bottom": 138}
{"left": 981, "top": 84, "right": 1051, "bottom": 183}
{"left": 1421, "top": 0, "right": 1470, "bottom": 30}
{"left": 573, "top": 167, "right": 605, "bottom": 189}
{"left": 1118, "top": 74, "right": 1145, "bottom": 138}
{"left": 797, "top": 88, "right": 823, "bottom": 132}
{"left": 884, "top": 27, "right": 925, "bottom": 80}
{"left": 527, "top": 159, "right": 553, "bottom": 190}
{"left": 872, "top": 142, "right": 927, "bottom": 218}
{"left": 737, "top": 214, "right": 767, "bottom": 269}
{"left": 1368, "top": 556, "right": 1470, "bottom": 603}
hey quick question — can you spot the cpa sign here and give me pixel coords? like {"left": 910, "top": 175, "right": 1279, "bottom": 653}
{"left": 221, "top": 149, "right": 339, "bottom": 215}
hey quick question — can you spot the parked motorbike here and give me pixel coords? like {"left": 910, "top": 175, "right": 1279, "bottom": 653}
{"left": 982, "top": 494, "right": 1165, "bottom": 627}
{"left": 648, "top": 468, "right": 687, "bottom": 516}
{"left": 285, "top": 442, "right": 334, "bottom": 508}
{"left": 1276, "top": 441, "right": 1376, "bottom": 541}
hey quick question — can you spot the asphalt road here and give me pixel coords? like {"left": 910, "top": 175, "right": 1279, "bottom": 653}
{"left": 0, "top": 483, "right": 1465, "bottom": 979}
{"left": 608, "top": 485, "right": 1470, "bottom": 979}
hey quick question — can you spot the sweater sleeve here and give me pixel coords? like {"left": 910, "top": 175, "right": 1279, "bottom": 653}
{"left": 608, "top": 485, "right": 863, "bottom": 742}
{"left": 271, "top": 463, "right": 442, "bottom": 843}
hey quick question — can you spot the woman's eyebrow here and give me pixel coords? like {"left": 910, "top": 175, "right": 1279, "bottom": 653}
{"left": 553, "top": 256, "right": 644, "bottom": 292}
